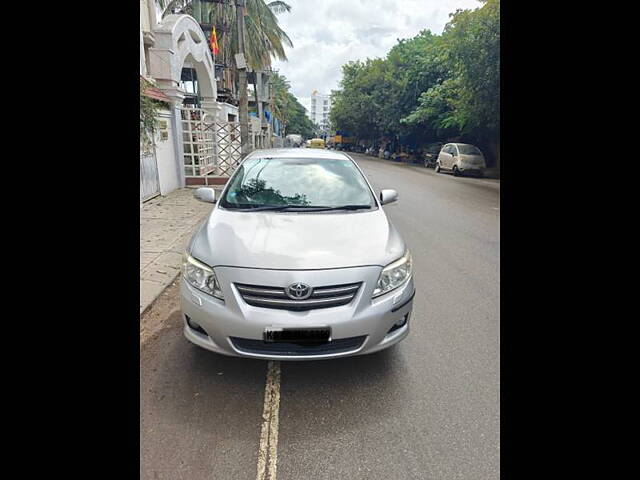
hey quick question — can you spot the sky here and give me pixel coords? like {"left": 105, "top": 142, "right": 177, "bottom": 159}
{"left": 271, "top": 0, "right": 480, "bottom": 112}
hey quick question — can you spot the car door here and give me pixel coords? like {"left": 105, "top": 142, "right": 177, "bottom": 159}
{"left": 438, "top": 144, "right": 450, "bottom": 169}
{"left": 450, "top": 144, "right": 459, "bottom": 168}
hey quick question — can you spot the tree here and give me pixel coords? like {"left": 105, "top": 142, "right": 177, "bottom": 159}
{"left": 283, "top": 93, "right": 314, "bottom": 138}
{"left": 157, "top": 0, "right": 293, "bottom": 72}
{"left": 329, "top": 60, "right": 384, "bottom": 141}
{"left": 329, "top": 0, "right": 500, "bottom": 166}
{"left": 403, "top": 0, "right": 500, "bottom": 164}
{"left": 330, "top": 31, "right": 451, "bottom": 148}
{"left": 269, "top": 72, "right": 314, "bottom": 138}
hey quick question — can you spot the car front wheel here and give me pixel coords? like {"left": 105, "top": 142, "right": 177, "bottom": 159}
{"left": 435, "top": 163, "right": 441, "bottom": 173}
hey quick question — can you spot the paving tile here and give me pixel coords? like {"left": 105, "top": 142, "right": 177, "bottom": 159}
{"left": 140, "top": 279, "right": 166, "bottom": 314}
{"left": 139, "top": 188, "right": 215, "bottom": 314}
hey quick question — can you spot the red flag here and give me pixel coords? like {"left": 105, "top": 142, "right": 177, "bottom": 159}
{"left": 210, "top": 26, "right": 219, "bottom": 55}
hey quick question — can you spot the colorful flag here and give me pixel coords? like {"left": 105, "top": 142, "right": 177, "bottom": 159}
{"left": 210, "top": 26, "right": 219, "bottom": 55}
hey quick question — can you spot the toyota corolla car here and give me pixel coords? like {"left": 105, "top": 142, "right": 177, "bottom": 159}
{"left": 181, "top": 149, "right": 415, "bottom": 360}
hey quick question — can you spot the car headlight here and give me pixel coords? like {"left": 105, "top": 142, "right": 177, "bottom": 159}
{"left": 182, "top": 253, "right": 224, "bottom": 300}
{"left": 372, "top": 250, "right": 412, "bottom": 298}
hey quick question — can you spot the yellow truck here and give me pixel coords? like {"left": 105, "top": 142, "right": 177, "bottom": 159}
{"left": 331, "top": 135, "right": 356, "bottom": 150}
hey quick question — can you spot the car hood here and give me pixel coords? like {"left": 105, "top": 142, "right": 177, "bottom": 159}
{"left": 189, "top": 207, "right": 406, "bottom": 270}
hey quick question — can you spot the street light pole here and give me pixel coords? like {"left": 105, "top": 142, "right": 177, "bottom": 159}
{"left": 236, "top": 0, "right": 250, "bottom": 157}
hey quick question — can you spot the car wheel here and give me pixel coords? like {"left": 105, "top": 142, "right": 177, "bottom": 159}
{"left": 435, "top": 163, "right": 441, "bottom": 173}
{"left": 452, "top": 165, "right": 460, "bottom": 177}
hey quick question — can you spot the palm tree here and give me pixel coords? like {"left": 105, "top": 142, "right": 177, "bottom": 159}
{"left": 156, "top": 0, "right": 292, "bottom": 72}
{"left": 270, "top": 71, "right": 291, "bottom": 127}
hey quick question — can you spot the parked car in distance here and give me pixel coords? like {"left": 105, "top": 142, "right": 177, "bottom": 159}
{"left": 435, "top": 143, "right": 486, "bottom": 177}
{"left": 285, "top": 134, "right": 303, "bottom": 148}
{"left": 308, "top": 138, "right": 326, "bottom": 149}
{"left": 182, "top": 149, "right": 414, "bottom": 360}
{"left": 423, "top": 143, "right": 444, "bottom": 168}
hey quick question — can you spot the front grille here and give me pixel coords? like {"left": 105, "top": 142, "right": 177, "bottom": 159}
{"left": 230, "top": 336, "right": 366, "bottom": 356}
{"left": 235, "top": 282, "right": 361, "bottom": 310}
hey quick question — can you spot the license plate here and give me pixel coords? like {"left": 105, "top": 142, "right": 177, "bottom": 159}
{"left": 263, "top": 327, "right": 331, "bottom": 343}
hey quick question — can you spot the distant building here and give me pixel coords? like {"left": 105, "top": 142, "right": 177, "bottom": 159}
{"left": 308, "top": 90, "right": 332, "bottom": 136}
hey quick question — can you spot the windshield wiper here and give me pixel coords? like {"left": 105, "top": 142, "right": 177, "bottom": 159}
{"left": 293, "top": 204, "right": 373, "bottom": 211}
{"left": 232, "top": 204, "right": 301, "bottom": 211}
{"left": 230, "top": 204, "right": 373, "bottom": 212}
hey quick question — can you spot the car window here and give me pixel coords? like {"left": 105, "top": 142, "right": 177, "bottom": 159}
{"left": 221, "top": 157, "right": 376, "bottom": 209}
{"left": 458, "top": 144, "right": 483, "bottom": 155}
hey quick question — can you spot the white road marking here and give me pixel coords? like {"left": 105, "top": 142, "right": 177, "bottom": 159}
{"left": 256, "top": 360, "right": 281, "bottom": 480}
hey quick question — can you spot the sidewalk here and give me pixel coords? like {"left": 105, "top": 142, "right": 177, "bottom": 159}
{"left": 140, "top": 188, "right": 219, "bottom": 315}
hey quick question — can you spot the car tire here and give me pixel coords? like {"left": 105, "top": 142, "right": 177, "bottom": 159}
{"left": 453, "top": 165, "right": 460, "bottom": 177}
{"left": 435, "top": 163, "right": 441, "bottom": 173}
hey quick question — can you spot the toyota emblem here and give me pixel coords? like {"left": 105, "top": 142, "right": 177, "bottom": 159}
{"left": 286, "top": 283, "right": 312, "bottom": 300}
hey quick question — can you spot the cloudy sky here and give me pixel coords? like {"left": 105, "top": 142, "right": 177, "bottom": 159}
{"left": 271, "top": 0, "right": 480, "bottom": 112}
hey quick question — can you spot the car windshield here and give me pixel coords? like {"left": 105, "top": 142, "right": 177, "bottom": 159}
{"left": 220, "top": 157, "right": 376, "bottom": 210}
{"left": 457, "top": 144, "right": 483, "bottom": 155}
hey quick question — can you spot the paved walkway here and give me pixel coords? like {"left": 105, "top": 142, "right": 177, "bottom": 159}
{"left": 140, "top": 188, "right": 218, "bottom": 315}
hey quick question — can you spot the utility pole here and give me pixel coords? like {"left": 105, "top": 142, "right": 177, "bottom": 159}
{"left": 267, "top": 75, "right": 274, "bottom": 147}
{"left": 236, "top": 0, "right": 250, "bottom": 157}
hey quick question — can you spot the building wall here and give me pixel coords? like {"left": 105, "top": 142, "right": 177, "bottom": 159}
{"left": 218, "top": 103, "right": 239, "bottom": 122}
{"left": 140, "top": 29, "right": 146, "bottom": 77}
{"left": 309, "top": 91, "right": 331, "bottom": 131}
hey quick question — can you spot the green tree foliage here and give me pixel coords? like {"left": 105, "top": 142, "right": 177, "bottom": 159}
{"left": 140, "top": 79, "right": 167, "bottom": 154}
{"left": 405, "top": 0, "right": 500, "bottom": 159}
{"left": 270, "top": 72, "right": 315, "bottom": 138}
{"left": 331, "top": 0, "right": 500, "bottom": 164}
{"left": 330, "top": 30, "right": 450, "bottom": 144}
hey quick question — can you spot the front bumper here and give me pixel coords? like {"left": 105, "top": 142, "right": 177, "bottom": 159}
{"left": 459, "top": 164, "right": 485, "bottom": 175}
{"left": 180, "top": 265, "right": 414, "bottom": 360}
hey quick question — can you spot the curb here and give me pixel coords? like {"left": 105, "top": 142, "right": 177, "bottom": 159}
{"left": 140, "top": 270, "right": 182, "bottom": 318}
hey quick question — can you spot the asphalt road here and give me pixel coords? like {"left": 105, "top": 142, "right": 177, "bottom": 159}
{"left": 140, "top": 153, "right": 500, "bottom": 479}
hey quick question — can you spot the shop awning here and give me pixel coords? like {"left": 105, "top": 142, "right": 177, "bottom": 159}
{"left": 140, "top": 76, "right": 171, "bottom": 103}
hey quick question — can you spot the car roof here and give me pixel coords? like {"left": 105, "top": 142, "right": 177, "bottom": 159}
{"left": 246, "top": 148, "right": 352, "bottom": 161}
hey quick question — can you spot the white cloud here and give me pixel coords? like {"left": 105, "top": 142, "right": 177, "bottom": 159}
{"left": 271, "top": 0, "right": 480, "bottom": 102}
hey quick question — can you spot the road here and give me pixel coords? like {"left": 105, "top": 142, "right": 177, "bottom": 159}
{"left": 140, "top": 153, "right": 500, "bottom": 480}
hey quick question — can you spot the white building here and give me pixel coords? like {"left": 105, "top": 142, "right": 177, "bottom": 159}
{"left": 308, "top": 90, "right": 332, "bottom": 135}
{"left": 140, "top": 0, "right": 244, "bottom": 202}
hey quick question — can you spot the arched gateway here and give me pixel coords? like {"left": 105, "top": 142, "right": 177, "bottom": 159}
{"left": 147, "top": 14, "right": 226, "bottom": 186}
{"left": 148, "top": 14, "right": 218, "bottom": 113}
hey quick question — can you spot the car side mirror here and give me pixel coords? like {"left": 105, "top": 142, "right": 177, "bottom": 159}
{"left": 194, "top": 187, "right": 216, "bottom": 204}
{"left": 380, "top": 189, "right": 398, "bottom": 205}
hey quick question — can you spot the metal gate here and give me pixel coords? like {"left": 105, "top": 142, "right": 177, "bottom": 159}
{"left": 140, "top": 148, "right": 160, "bottom": 202}
{"left": 213, "top": 121, "right": 242, "bottom": 176}
{"left": 180, "top": 107, "right": 244, "bottom": 180}
{"left": 181, "top": 108, "right": 216, "bottom": 176}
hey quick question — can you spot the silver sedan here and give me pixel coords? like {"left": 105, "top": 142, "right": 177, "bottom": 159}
{"left": 181, "top": 149, "right": 415, "bottom": 360}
